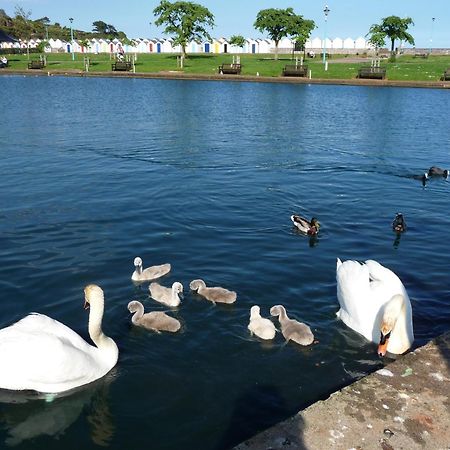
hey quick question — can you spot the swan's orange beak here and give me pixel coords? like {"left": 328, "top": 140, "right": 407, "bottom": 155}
{"left": 378, "top": 331, "right": 391, "bottom": 357}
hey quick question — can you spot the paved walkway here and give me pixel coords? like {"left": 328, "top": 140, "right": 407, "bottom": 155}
{"left": 2, "top": 69, "right": 450, "bottom": 90}
{"left": 234, "top": 332, "right": 450, "bottom": 450}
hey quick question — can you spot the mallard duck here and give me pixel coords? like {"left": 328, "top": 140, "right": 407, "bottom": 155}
{"left": 290, "top": 215, "right": 320, "bottom": 235}
{"left": 392, "top": 213, "right": 407, "bottom": 233}
{"left": 0, "top": 285, "right": 118, "bottom": 393}
{"left": 428, "top": 166, "right": 448, "bottom": 178}
{"left": 336, "top": 258, "right": 414, "bottom": 356}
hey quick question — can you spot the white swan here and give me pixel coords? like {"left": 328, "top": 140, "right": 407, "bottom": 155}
{"left": 189, "top": 279, "right": 237, "bottom": 304}
{"left": 336, "top": 258, "right": 414, "bottom": 355}
{"left": 149, "top": 282, "right": 183, "bottom": 307}
{"left": 128, "top": 300, "right": 181, "bottom": 333}
{"left": 248, "top": 306, "right": 276, "bottom": 340}
{"left": 131, "top": 256, "right": 171, "bottom": 282}
{"left": 270, "top": 305, "right": 314, "bottom": 346}
{"left": 0, "top": 284, "right": 118, "bottom": 394}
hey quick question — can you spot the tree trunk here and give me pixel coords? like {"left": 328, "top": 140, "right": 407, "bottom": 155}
{"left": 390, "top": 39, "right": 395, "bottom": 54}
{"left": 181, "top": 44, "right": 187, "bottom": 59}
{"left": 274, "top": 40, "right": 279, "bottom": 60}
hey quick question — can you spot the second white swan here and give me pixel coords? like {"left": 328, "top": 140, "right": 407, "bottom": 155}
{"left": 336, "top": 258, "right": 414, "bottom": 356}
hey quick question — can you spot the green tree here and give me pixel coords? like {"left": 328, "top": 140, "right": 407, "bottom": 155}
{"left": 289, "top": 17, "right": 315, "bottom": 58}
{"left": 254, "top": 8, "right": 301, "bottom": 60}
{"left": 153, "top": 0, "right": 215, "bottom": 59}
{"left": 366, "top": 31, "right": 386, "bottom": 55}
{"left": 229, "top": 34, "right": 245, "bottom": 50}
{"left": 367, "top": 16, "right": 414, "bottom": 56}
{"left": 0, "top": 9, "right": 14, "bottom": 29}
{"left": 92, "top": 20, "right": 119, "bottom": 39}
{"left": 36, "top": 39, "right": 49, "bottom": 53}
{"left": 12, "top": 6, "right": 33, "bottom": 58}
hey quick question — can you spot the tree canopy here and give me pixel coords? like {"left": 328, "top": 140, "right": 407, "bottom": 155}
{"left": 254, "top": 8, "right": 314, "bottom": 60}
{"left": 0, "top": 7, "right": 128, "bottom": 43}
{"left": 230, "top": 35, "right": 245, "bottom": 49}
{"left": 289, "top": 17, "right": 315, "bottom": 57}
{"left": 92, "top": 20, "right": 119, "bottom": 39}
{"left": 367, "top": 16, "right": 414, "bottom": 54}
{"left": 153, "top": 0, "right": 214, "bottom": 58}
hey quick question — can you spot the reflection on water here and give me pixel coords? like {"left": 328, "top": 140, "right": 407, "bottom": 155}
{"left": 393, "top": 232, "right": 402, "bottom": 249}
{"left": 0, "top": 372, "right": 116, "bottom": 447}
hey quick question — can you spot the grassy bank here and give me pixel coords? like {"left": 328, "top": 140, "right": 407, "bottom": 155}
{"left": 2, "top": 52, "right": 450, "bottom": 81}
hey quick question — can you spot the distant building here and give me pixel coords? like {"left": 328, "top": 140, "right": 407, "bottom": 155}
{"left": 6, "top": 35, "right": 382, "bottom": 55}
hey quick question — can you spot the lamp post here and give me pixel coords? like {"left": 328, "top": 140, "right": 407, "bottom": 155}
{"left": 429, "top": 17, "right": 435, "bottom": 54}
{"left": 322, "top": 5, "right": 330, "bottom": 65}
{"left": 69, "top": 17, "right": 74, "bottom": 60}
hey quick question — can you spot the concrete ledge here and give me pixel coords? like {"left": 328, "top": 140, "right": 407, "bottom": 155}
{"left": 234, "top": 332, "right": 450, "bottom": 450}
{"left": 1, "top": 70, "right": 450, "bottom": 90}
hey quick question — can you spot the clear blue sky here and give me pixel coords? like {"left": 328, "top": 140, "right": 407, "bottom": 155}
{"left": 2, "top": 0, "right": 448, "bottom": 48}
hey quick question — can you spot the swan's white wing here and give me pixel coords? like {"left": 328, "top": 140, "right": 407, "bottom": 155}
{"left": 8, "top": 314, "right": 92, "bottom": 351}
{"left": 0, "top": 315, "right": 101, "bottom": 393}
{"left": 336, "top": 260, "right": 381, "bottom": 341}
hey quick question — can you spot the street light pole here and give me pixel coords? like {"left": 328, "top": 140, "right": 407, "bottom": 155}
{"left": 322, "top": 5, "right": 330, "bottom": 66}
{"left": 69, "top": 17, "right": 74, "bottom": 60}
{"left": 429, "top": 17, "right": 435, "bottom": 54}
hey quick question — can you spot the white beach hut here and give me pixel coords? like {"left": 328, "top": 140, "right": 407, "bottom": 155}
{"left": 310, "top": 37, "right": 322, "bottom": 51}
{"left": 355, "top": 37, "right": 367, "bottom": 50}
{"left": 331, "top": 37, "right": 343, "bottom": 50}
{"left": 161, "top": 38, "right": 175, "bottom": 53}
{"left": 245, "top": 38, "right": 258, "bottom": 54}
{"left": 343, "top": 38, "right": 355, "bottom": 50}
{"left": 257, "top": 39, "right": 272, "bottom": 54}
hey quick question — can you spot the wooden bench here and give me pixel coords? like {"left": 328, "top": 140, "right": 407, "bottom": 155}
{"left": 282, "top": 64, "right": 308, "bottom": 77}
{"left": 218, "top": 63, "right": 241, "bottom": 75}
{"left": 28, "top": 60, "right": 45, "bottom": 69}
{"left": 413, "top": 53, "right": 428, "bottom": 59}
{"left": 357, "top": 66, "right": 386, "bottom": 80}
{"left": 112, "top": 61, "right": 132, "bottom": 71}
{"left": 441, "top": 68, "right": 450, "bottom": 81}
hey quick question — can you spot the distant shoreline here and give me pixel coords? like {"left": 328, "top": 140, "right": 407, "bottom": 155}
{"left": 2, "top": 69, "right": 450, "bottom": 90}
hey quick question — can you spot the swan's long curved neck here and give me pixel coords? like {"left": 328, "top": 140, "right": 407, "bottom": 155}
{"left": 381, "top": 294, "right": 413, "bottom": 354}
{"left": 88, "top": 294, "right": 117, "bottom": 359}
{"left": 278, "top": 307, "right": 288, "bottom": 322}
{"left": 171, "top": 288, "right": 180, "bottom": 302}
{"left": 131, "top": 304, "right": 144, "bottom": 324}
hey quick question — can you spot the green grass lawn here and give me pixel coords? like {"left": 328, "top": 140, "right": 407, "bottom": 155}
{"left": 2, "top": 52, "right": 450, "bottom": 82}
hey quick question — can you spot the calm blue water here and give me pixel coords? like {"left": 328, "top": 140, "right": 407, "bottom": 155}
{"left": 0, "top": 75, "right": 449, "bottom": 449}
